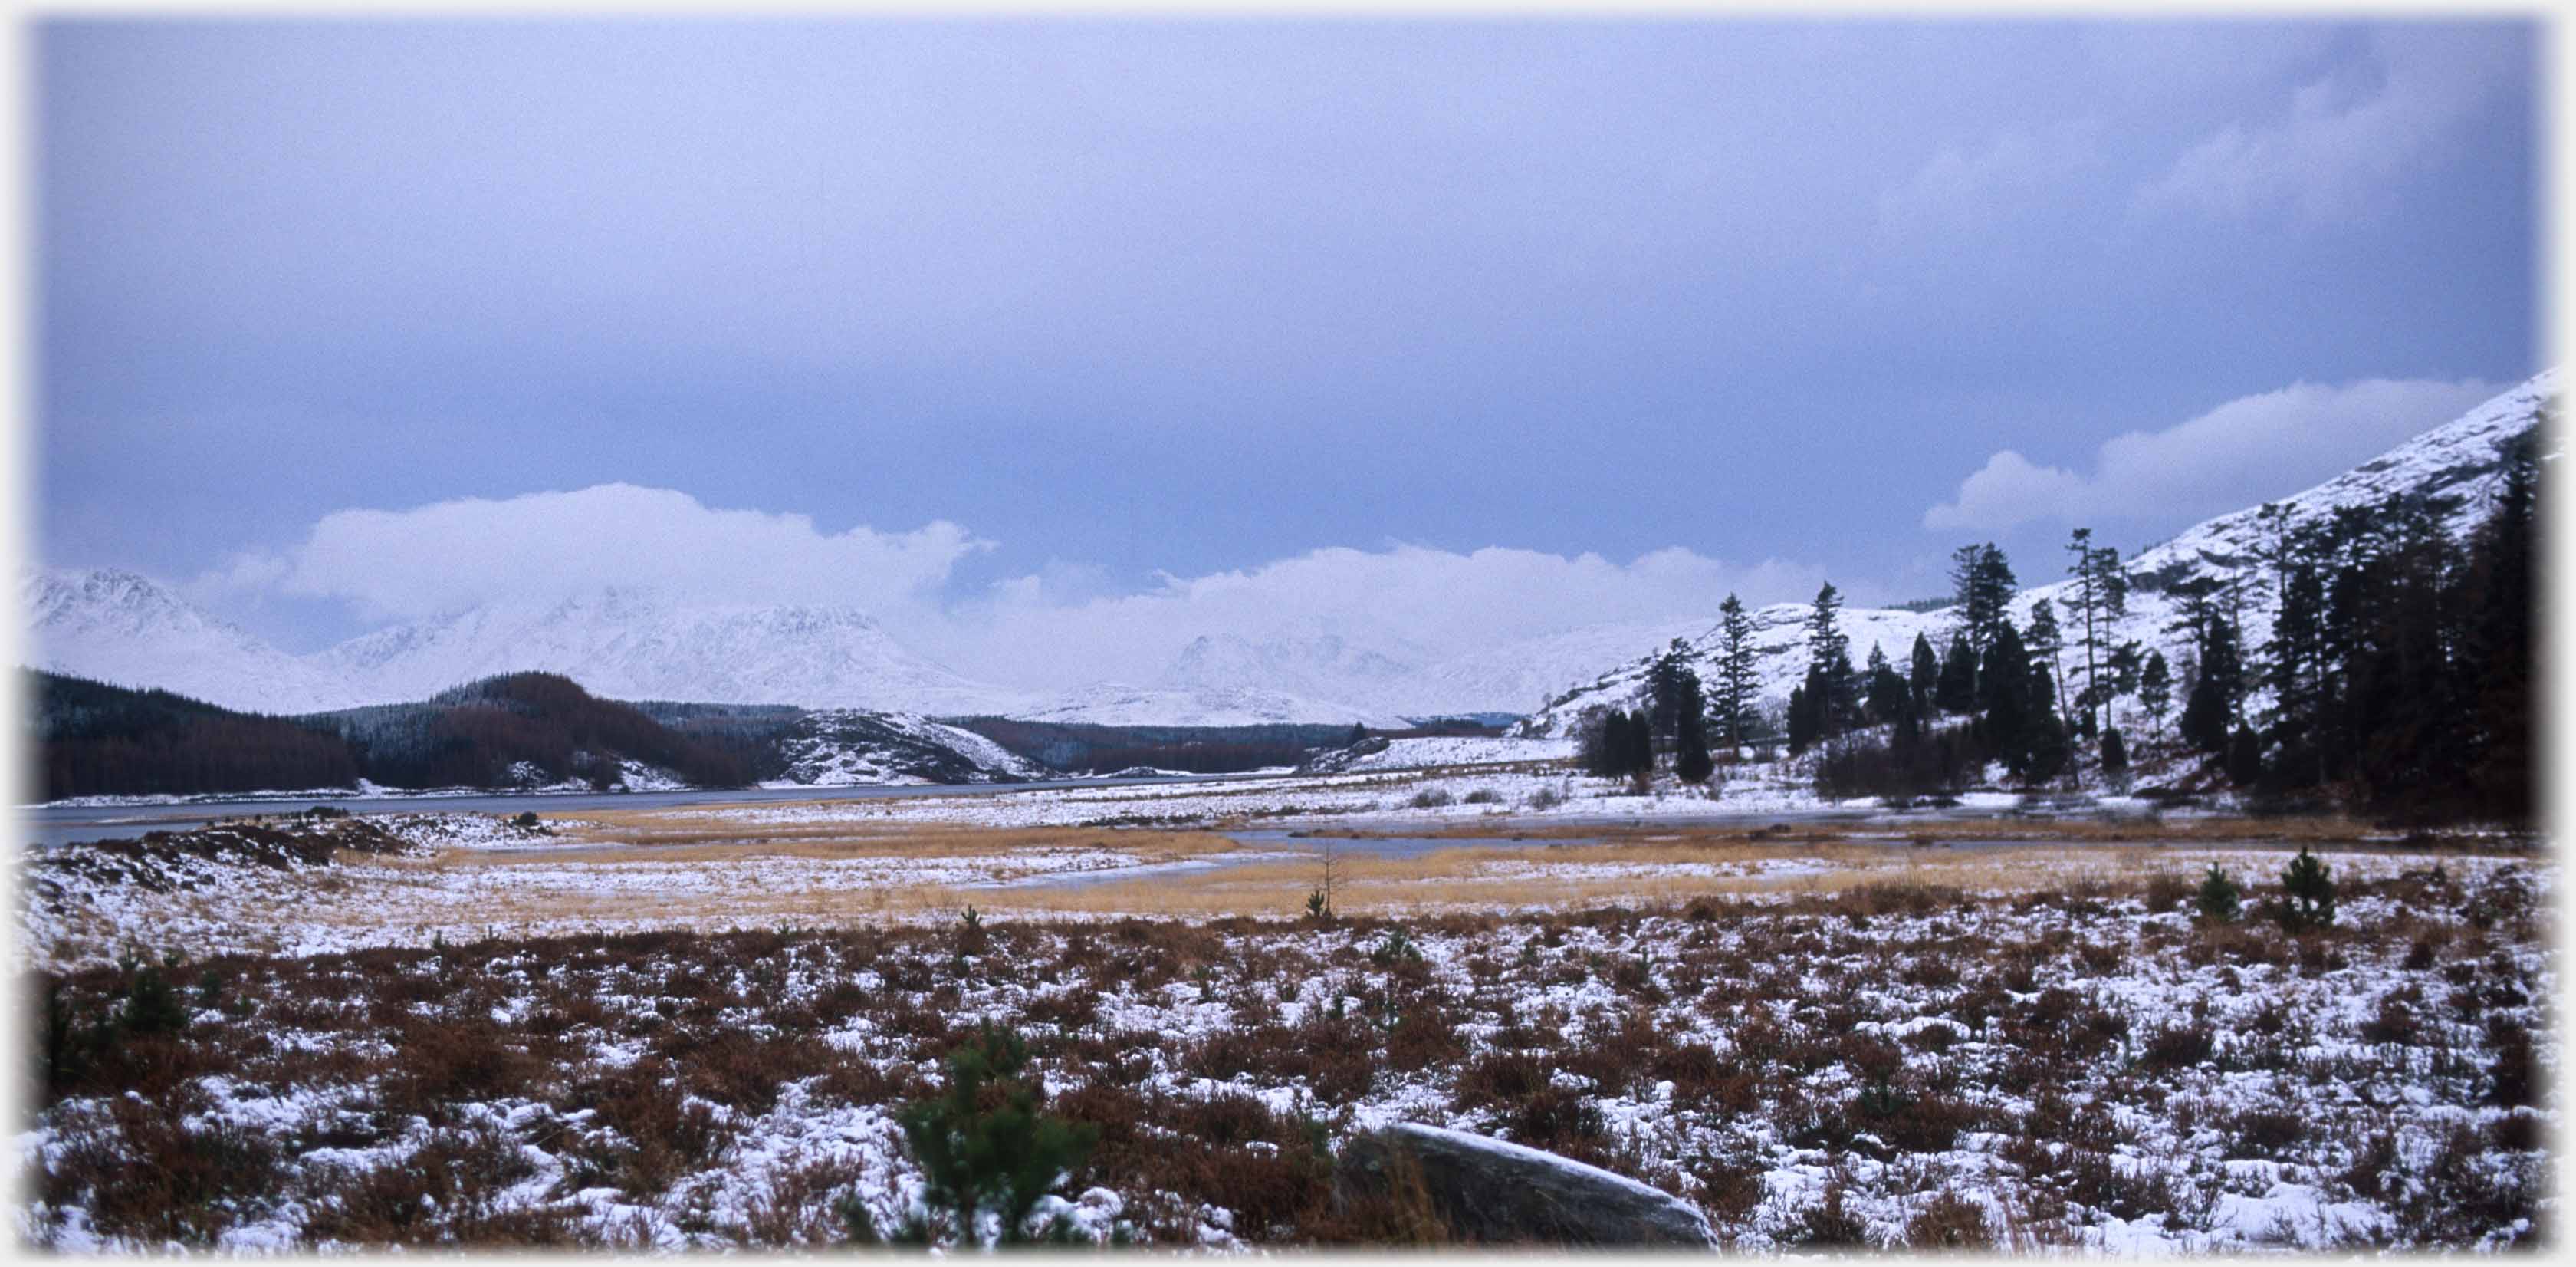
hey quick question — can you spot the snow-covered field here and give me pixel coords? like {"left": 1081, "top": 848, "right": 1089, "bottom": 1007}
{"left": 17, "top": 851, "right": 2551, "bottom": 1252}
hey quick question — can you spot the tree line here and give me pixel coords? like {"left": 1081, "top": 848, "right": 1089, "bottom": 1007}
{"left": 1570, "top": 425, "right": 2539, "bottom": 823}
{"left": 30, "top": 670, "right": 755, "bottom": 798}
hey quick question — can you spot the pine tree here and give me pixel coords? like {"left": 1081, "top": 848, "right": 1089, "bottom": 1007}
{"left": 1645, "top": 640, "right": 1703, "bottom": 748}
{"left": 1907, "top": 634, "right": 1939, "bottom": 718}
{"left": 1710, "top": 594, "right": 1759, "bottom": 757}
{"left": 2026, "top": 599, "right": 2071, "bottom": 739}
{"left": 1674, "top": 711, "right": 1714, "bottom": 785}
{"left": 2196, "top": 865, "right": 2240, "bottom": 923}
{"left": 1786, "top": 682, "right": 1817, "bottom": 756}
{"left": 1806, "top": 584, "right": 1862, "bottom": 741}
{"left": 1864, "top": 644, "right": 1911, "bottom": 727}
{"left": 2100, "top": 727, "right": 2128, "bottom": 776}
{"left": 2277, "top": 846, "right": 2337, "bottom": 933}
{"left": 1978, "top": 619, "right": 2036, "bottom": 779}
{"left": 2226, "top": 724, "right": 2265, "bottom": 788}
{"left": 2463, "top": 427, "right": 2539, "bottom": 820}
{"left": 1630, "top": 711, "right": 1658, "bottom": 777}
{"left": 1934, "top": 633, "right": 1979, "bottom": 716}
{"left": 2177, "top": 601, "right": 2245, "bottom": 758}
{"left": 2138, "top": 650, "right": 2173, "bottom": 740}
{"left": 1948, "top": 544, "right": 2018, "bottom": 670}
{"left": 2059, "top": 528, "right": 2131, "bottom": 743}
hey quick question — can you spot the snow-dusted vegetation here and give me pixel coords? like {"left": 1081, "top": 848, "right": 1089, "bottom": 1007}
{"left": 18, "top": 839, "right": 2550, "bottom": 1252}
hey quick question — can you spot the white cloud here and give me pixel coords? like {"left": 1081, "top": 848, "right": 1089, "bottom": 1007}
{"left": 2134, "top": 25, "right": 2525, "bottom": 222}
{"left": 922, "top": 543, "right": 1827, "bottom": 689}
{"left": 1878, "top": 118, "right": 2104, "bottom": 236}
{"left": 1922, "top": 377, "right": 2499, "bottom": 535}
{"left": 202, "top": 483, "right": 987, "bottom": 620}
{"left": 202, "top": 485, "right": 1838, "bottom": 692}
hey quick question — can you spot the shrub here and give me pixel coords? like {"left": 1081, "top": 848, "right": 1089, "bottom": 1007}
{"left": 2488, "top": 1020, "right": 2537, "bottom": 1107}
{"left": 894, "top": 1025, "right": 1099, "bottom": 1246}
{"left": 1904, "top": 1190, "right": 1992, "bottom": 1249}
{"left": 1370, "top": 927, "right": 1423, "bottom": 966}
{"left": 2277, "top": 847, "right": 2336, "bottom": 933}
{"left": 2138, "top": 1022, "right": 2214, "bottom": 1069}
{"left": 1408, "top": 788, "right": 1454, "bottom": 809}
{"left": 1525, "top": 785, "right": 1564, "bottom": 811}
{"left": 2196, "top": 866, "right": 2241, "bottom": 923}
{"left": 1460, "top": 788, "right": 1502, "bottom": 805}
{"left": 2143, "top": 871, "right": 2192, "bottom": 913}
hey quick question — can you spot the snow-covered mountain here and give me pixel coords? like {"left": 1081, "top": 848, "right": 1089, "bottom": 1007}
{"left": 1157, "top": 630, "right": 1421, "bottom": 706}
{"left": 1008, "top": 681, "right": 1415, "bottom": 729}
{"left": 19, "top": 569, "right": 363, "bottom": 714}
{"left": 317, "top": 588, "right": 1033, "bottom": 717}
{"left": 1517, "top": 370, "right": 2558, "bottom": 738}
{"left": 32, "top": 372, "right": 2545, "bottom": 729}
{"left": 19, "top": 573, "right": 1418, "bottom": 725}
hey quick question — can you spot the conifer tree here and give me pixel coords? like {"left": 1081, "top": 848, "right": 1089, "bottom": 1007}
{"left": 1978, "top": 619, "right": 2037, "bottom": 779}
{"left": 1645, "top": 640, "right": 1703, "bottom": 748}
{"left": 1805, "top": 584, "right": 1862, "bottom": 740}
{"left": 1674, "top": 710, "right": 1714, "bottom": 785}
{"left": 1907, "top": 634, "right": 1939, "bottom": 718}
{"left": 2026, "top": 600, "right": 2071, "bottom": 737}
{"left": 1934, "top": 633, "right": 1979, "bottom": 716}
{"left": 2277, "top": 846, "right": 2337, "bottom": 933}
{"left": 2463, "top": 428, "right": 2539, "bottom": 819}
{"left": 1864, "top": 644, "right": 1911, "bottom": 727}
{"left": 2138, "top": 650, "right": 2174, "bottom": 740}
{"left": 1948, "top": 544, "right": 2018, "bottom": 669}
{"left": 1786, "top": 682, "right": 1817, "bottom": 755}
{"left": 2196, "top": 865, "right": 2240, "bottom": 923}
{"left": 1710, "top": 594, "right": 1759, "bottom": 756}
{"left": 2059, "top": 527, "right": 2131, "bottom": 742}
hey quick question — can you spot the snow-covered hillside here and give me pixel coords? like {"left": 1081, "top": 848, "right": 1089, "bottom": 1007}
{"left": 19, "top": 569, "right": 364, "bottom": 714}
{"left": 1518, "top": 370, "right": 2558, "bottom": 739}
{"left": 765, "top": 709, "right": 1050, "bottom": 786}
{"left": 1147, "top": 617, "right": 1727, "bottom": 718}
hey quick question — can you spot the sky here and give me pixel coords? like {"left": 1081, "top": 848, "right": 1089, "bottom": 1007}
{"left": 34, "top": 18, "right": 2542, "bottom": 688}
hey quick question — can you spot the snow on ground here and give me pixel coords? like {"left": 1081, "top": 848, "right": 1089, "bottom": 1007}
{"left": 15, "top": 857, "right": 2553, "bottom": 1252}
{"left": 1333, "top": 736, "right": 1578, "bottom": 772}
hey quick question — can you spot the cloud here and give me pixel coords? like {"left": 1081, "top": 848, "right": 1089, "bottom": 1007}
{"left": 200, "top": 483, "right": 1838, "bottom": 691}
{"left": 2134, "top": 25, "right": 2525, "bottom": 222}
{"left": 200, "top": 483, "right": 987, "bottom": 620}
{"left": 1922, "top": 377, "right": 2499, "bottom": 535}
{"left": 1877, "top": 118, "right": 2105, "bottom": 237}
{"left": 925, "top": 543, "right": 1828, "bottom": 689}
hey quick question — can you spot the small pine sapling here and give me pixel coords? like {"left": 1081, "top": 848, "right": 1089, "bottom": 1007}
{"left": 896, "top": 1025, "right": 1099, "bottom": 1246}
{"left": 2278, "top": 846, "right": 2337, "bottom": 933}
{"left": 2196, "top": 865, "right": 2240, "bottom": 923}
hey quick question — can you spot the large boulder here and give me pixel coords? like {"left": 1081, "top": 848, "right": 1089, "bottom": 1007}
{"left": 1335, "top": 1122, "right": 1717, "bottom": 1248}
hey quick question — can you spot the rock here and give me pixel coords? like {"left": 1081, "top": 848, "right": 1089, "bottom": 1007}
{"left": 1335, "top": 1122, "right": 1717, "bottom": 1248}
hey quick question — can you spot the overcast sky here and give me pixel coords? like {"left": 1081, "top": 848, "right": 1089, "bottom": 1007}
{"left": 36, "top": 18, "right": 2540, "bottom": 683}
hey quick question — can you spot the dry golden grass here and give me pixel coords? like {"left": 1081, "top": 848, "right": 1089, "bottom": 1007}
{"left": 127, "top": 814, "right": 2502, "bottom": 953}
{"left": 442, "top": 822, "right": 1237, "bottom": 867}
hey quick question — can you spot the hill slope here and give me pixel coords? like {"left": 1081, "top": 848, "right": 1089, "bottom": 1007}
{"left": 1517, "top": 370, "right": 2558, "bottom": 738}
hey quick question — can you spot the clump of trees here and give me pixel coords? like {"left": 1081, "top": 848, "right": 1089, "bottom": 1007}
{"left": 2168, "top": 428, "right": 2541, "bottom": 822}
{"left": 1577, "top": 640, "right": 1717, "bottom": 785}
{"left": 1783, "top": 419, "right": 2541, "bottom": 822}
